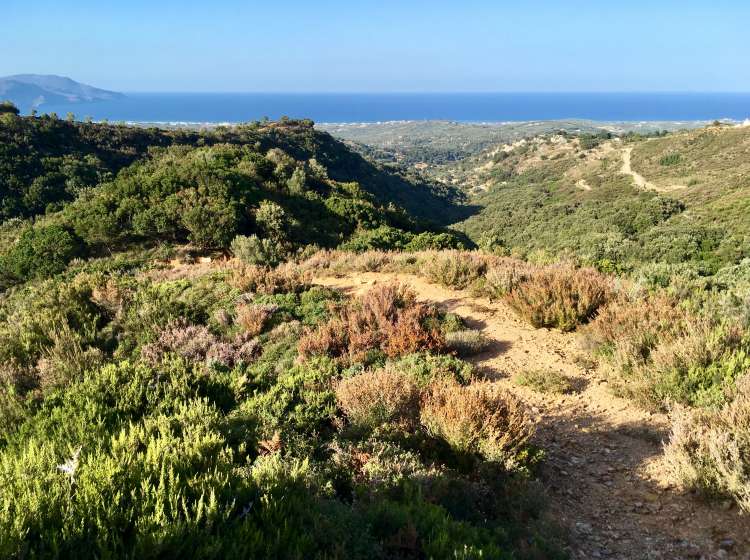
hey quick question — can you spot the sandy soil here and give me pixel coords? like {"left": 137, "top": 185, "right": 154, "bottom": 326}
{"left": 316, "top": 272, "right": 750, "bottom": 560}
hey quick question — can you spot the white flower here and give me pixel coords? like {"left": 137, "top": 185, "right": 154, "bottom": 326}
{"left": 57, "top": 446, "right": 82, "bottom": 481}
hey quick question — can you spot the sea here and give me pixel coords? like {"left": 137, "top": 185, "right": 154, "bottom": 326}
{"left": 36, "top": 92, "right": 750, "bottom": 124}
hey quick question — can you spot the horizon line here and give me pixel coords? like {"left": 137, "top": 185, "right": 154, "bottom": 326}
{"left": 112, "top": 90, "right": 750, "bottom": 95}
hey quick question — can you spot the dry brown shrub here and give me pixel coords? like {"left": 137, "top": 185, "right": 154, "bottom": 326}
{"left": 503, "top": 264, "right": 613, "bottom": 332}
{"left": 230, "top": 262, "right": 311, "bottom": 295}
{"left": 235, "top": 303, "right": 277, "bottom": 337}
{"left": 664, "top": 375, "right": 750, "bottom": 512}
{"left": 444, "top": 329, "right": 489, "bottom": 356}
{"left": 257, "top": 432, "right": 282, "bottom": 455}
{"left": 90, "top": 278, "right": 126, "bottom": 314}
{"left": 297, "top": 317, "right": 347, "bottom": 358}
{"left": 298, "top": 283, "right": 444, "bottom": 362}
{"left": 585, "top": 293, "right": 687, "bottom": 363}
{"left": 420, "top": 379, "right": 532, "bottom": 466}
{"left": 382, "top": 303, "right": 445, "bottom": 358}
{"left": 335, "top": 368, "right": 421, "bottom": 430}
{"left": 298, "top": 249, "right": 417, "bottom": 276}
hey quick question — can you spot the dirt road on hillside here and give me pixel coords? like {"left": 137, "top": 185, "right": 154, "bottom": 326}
{"left": 621, "top": 148, "right": 687, "bottom": 193}
{"left": 316, "top": 272, "right": 750, "bottom": 560}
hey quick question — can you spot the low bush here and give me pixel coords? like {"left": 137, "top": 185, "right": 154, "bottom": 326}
{"left": 664, "top": 376, "right": 750, "bottom": 512}
{"left": 645, "top": 322, "right": 750, "bottom": 408}
{"left": 659, "top": 153, "right": 682, "bottom": 166}
{"left": 230, "top": 262, "right": 311, "bottom": 295}
{"left": 586, "top": 293, "right": 750, "bottom": 409}
{"left": 515, "top": 369, "right": 573, "bottom": 395}
{"left": 503, "top": 265, "right": 612, "bottom": 332}
{"left": 298, "top": 283, "right": 445, "bottom": 362}
{"left": 336, "top": 368, "right": 421, "bottom": 430}
{"left": 481, "top": 260, "right": 532, "bottom": 301}
{"left": 235, "top": 303, "right": 277, "bottom": 337}
{"left": 445, "top": 329, "right": 490, "bottom": 356}
{"left": 422, "top": 251, "right": 487, "bottom": 290}
{"left": 140, "top": 318, "right": 258, "bottom": 369}
{"left": 0, "top": 224, "right": 86, "bottom": 282}
{"left": 389, "top": 353, "right": 474, "bottom": 386}
{"left": 231, "top": 234, "right": 285, "bottom": 267}
{"left": 420, "top": 380, "right": 532, "bottom": 467}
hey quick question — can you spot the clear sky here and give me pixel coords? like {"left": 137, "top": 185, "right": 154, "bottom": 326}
{"left": 2, "top": 0, "right": 748, "bottom": 92}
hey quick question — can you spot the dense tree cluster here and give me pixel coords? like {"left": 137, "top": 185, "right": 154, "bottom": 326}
{"left": 0, "top": 116, "right": 466, "bottom": 286}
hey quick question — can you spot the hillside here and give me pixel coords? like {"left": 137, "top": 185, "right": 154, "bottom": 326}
{"left": 320, "top": 120, "right": 706, "bottom": 168}
{"left": 451, "top": 124, "right": 750, "bottom": 271}
{"left": 0, "top": 113, "right": 466, "bottom": 224}
{"left": 2, "top": 114, "right": 750, "bottom": 559}
{"left": 0, "top": 113, "right": 471, "bottom": 289}
{"left": 0, "top": 75, "right": 123, "bottom": 112}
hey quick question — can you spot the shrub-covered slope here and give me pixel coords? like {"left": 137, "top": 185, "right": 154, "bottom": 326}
{"left": 453, "top": 126, "right": 750, "bottom": 271}
{"left": 0, "top": 114, "right": 469, "bottom": 287}
{"left": 0, "top": 262, "right": 562, "bottom": 559}
{"left": 0, "top": 113, "right": 465, "bottom": 224}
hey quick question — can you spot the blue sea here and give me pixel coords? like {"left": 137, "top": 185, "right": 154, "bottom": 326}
{"left": 37, "top": 92, "right": 750, "bottom": 123}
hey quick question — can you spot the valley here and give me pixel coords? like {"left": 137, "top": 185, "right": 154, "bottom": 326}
{"left": 1, "top": 108, "right": 749, "bottom": 559}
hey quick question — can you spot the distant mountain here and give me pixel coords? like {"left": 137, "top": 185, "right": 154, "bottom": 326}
{"left": 0, "top": 74, "right": 124, "bottom": 111}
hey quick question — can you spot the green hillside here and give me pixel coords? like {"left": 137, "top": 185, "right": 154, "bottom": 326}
{"left": 0, "top": 112, "right": 469, "bottom": 287}
{"left": 0, "top": 113, "right": 466, "bottom": 224}
{"left": 453, "top": 125, "right": 750, "bottom": 271}
{"left": 2, "top": 111, "right": 750, "bottom": 558}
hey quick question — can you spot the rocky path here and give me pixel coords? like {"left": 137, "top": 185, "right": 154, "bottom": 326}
{"left": 316, "top": 272, "right": 750, "bottom": 560}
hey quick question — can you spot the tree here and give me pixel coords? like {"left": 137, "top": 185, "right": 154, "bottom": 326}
{"left": 0, "top": 101, "right": 19, "bottom": 115}
{"left": 0, "top": 225, "right": 86, "bottom": 281}
{"left": 255, "top": 200, "right": 292, "bottom": 244}
{"left": 287, "top": 166, "right": 306, "bottom": 193}
{"left": 180, "top": 188, "right": 240, "bottom": 250}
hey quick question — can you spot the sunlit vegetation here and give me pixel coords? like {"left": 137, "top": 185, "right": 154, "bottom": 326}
{"left": 2, "top": 110, "right": 750, "bottom": 553}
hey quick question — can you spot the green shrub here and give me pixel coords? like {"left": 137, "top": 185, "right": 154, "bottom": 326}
{"left": 340, "top": 225, "right": 411, "bottom": 252}
{"left": 389, "top": 352, "right": 474, "bottom": 386}
{"left": 405, "top": 231, "right": 465, "bottom": 251}
{"left": 664, "top": 376, "right": 750, "bottom": 512}
{"left": 0, "top": 225, "right": 85, "bottom": 281}
{"left": 231, "top": 234, "right": 284, "bottom": 266}
{"left": 660, "top": 153, "right": 682, "bottom": 166}
{"left": 423, "top": 251, "right": 486, "bottom": 290}
{"left": 0, "top": 101, "right": 20, "bottom": 115}
{"left": 180, "top": 187, "right": 240, "bottom": 249}
{"left": 515, "top": 369, "right": 573, "bottom": 394}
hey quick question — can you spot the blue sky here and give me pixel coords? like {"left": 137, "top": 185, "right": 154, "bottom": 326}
{"left": 2, "top": 0, "right": 748, "bottom": 92}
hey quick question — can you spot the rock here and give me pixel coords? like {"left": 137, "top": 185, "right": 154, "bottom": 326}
{"left": 718, "top": 539, "right": 735, "bottom": 551}
{"left": 576, "top": 522, "right": 593, "bottom": 535}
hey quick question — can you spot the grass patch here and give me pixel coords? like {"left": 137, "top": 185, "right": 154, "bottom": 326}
{"left": 515, "top": 369, "right": 573, "bottom": 394}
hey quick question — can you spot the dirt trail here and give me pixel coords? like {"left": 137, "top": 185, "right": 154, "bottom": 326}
{"left": 621, "top": 148, "right": 687, "bottom": 192}
{"left": 316, "top": 272, "right": 750, "bottom": 560}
